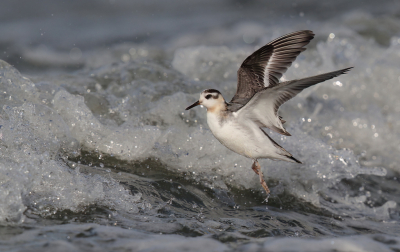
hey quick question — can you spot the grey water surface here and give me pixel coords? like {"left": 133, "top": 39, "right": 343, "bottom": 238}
{"left": 1, "top": 1, "right": 400, "bottom": 251}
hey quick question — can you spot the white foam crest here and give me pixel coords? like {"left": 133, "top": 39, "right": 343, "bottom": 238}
{"left": 0, "top": 137, "right": 141, "bottom": 223}
{"left": 52, "top": 90, "right": 162, "bottom": 159}
{"left": 0, "top": 73, "right": 142, "bottom": 223}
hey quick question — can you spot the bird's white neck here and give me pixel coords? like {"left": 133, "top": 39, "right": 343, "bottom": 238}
{"left": 206, "top": 101, "right": 226, "bottom": 114}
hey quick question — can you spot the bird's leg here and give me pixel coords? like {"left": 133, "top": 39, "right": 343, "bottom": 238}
{"left": 251, "top": 161, "right": 260, "bottom": 175}
{"left": 251, "top": 160, "right": 270, "bottom": 195}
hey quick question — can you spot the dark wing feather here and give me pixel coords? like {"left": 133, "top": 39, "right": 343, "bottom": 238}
{"left": 229, "top": 30, "right": 315, "bottom": 109}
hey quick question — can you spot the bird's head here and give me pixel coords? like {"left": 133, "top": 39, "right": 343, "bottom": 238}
{"left": 185, "top": 89, "right": 225, "bottom": 112}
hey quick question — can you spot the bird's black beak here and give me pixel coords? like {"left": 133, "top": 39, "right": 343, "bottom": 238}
{"left": 185, "top": 101, "right": 200, "bottom": 110}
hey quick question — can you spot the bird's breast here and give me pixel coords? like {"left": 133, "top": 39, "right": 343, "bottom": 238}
{"left": 206, "top": 112, "right": 250, "bottom": 157}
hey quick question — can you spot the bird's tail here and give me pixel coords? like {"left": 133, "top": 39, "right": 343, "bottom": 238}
{"left": 287, "top": 155, "right": 302, "bottom": 164}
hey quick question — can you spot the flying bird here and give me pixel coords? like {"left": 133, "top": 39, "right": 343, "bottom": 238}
{"left": 185, "top": 30, "right": 352, "bottom": 196}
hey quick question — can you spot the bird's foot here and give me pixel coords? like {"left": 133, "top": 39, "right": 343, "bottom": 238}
{"left": 262, "top": 194, "right": 270, "bottom": 204}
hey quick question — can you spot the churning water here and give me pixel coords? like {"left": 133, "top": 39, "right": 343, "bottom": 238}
{"left": 1, "top": 0, "right": 400, "bottom": 251}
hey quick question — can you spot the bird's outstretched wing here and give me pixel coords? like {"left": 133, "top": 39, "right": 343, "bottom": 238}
{"left": 228, "top": 30, "right": 315, "bottom": 110}
{"left": 235, "top": 68, "right": 353, "bottom": 136}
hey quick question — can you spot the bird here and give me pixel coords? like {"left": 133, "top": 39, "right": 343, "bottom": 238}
{"left": 185, "top": 30, "right": 352, "bottom": 196}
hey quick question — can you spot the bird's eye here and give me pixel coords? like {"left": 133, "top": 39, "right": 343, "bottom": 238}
{"left": 205, "top": 94, "right": 212, "bottom": 99}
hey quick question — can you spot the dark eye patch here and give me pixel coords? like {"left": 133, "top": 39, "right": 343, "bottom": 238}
{"left": 205, "top": 94, "right": 212, "bottom": 99}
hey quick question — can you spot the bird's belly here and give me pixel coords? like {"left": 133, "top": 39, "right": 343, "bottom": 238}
{"left": 207, "top": 116, "right": 266, "bottom": 159}
{"left": 214, "top": 124, "right": 249, "bottom": 156}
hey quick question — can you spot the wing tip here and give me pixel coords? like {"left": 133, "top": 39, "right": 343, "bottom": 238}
{"left": 291, "top": 30, "right": 315, "bottom": 37}
{"left": 303, "top": 30, "right": 315, "bottom": 38}
{"left": 335, "top": 67, "right": 353, "bottom": 77}
{"left": 342, "top": 67, "right": 354, "bottom": 73}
